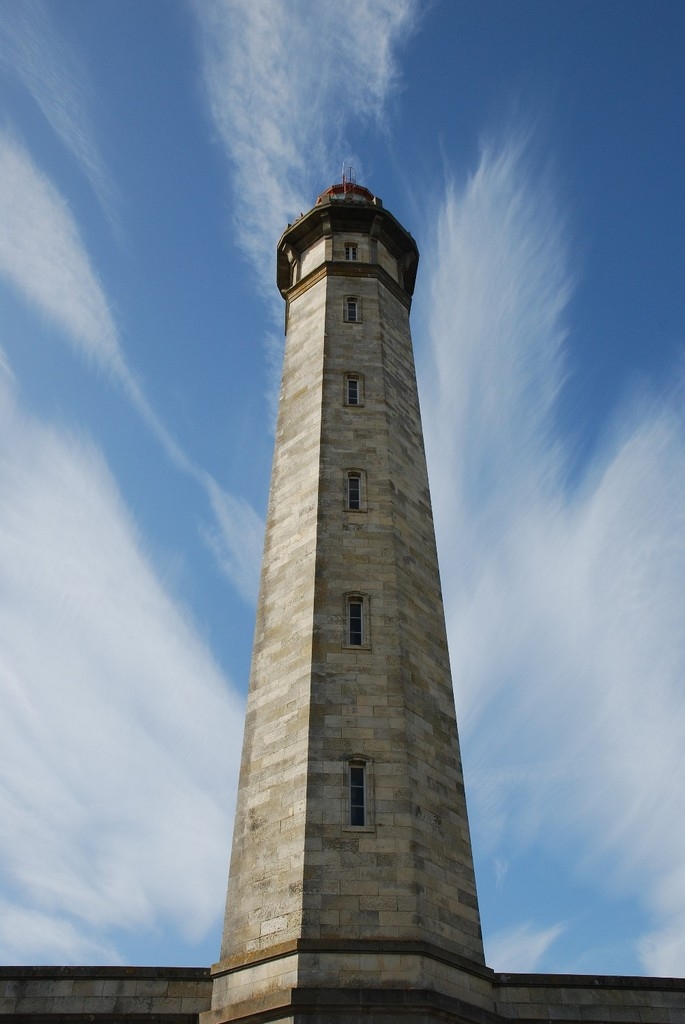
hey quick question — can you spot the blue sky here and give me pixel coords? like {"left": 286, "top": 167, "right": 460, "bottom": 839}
{"left": 0, "top": 0, "right": 684, "bottom": 977}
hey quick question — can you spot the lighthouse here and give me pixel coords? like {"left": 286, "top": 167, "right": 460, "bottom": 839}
{"left": 205, "top": 177, "right": 486, "bottom": 1024}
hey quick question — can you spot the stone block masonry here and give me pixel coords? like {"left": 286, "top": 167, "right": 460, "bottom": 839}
{"left": 0, "top": 965, "right": 211, "bottom": 1022}
{"left": 208, "top": 183, "right": 486, "bottom": 1024}
{"left": 3, "top": 965, "right": 684, "bottom": 1024}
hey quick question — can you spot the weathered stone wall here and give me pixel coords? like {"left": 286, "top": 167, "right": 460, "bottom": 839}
{"left": 493, "top": 970, "right": 683, "bottom": 1019}
{"left": 219, "top": 274, "right": 328, "bottom": 963}
{"left": 3, "top": 965, "right": 684, "bottom": 1024}
{"left": 0, "top": 966, "right": 211, "bottom": 1021}
{"left": 299, "top": 238, "right": 326, "bottom": 280}
{"left": 494, "top": 972, "right": 685, "bottom": 1024}
{"left": 300, "top": 263, "right": 483, "bottom": 965}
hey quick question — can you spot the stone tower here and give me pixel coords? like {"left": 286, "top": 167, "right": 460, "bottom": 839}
{"left": 205, "top": 180, "right": 487, "bottom": 1024}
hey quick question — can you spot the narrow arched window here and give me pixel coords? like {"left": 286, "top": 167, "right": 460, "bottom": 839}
{"left": 344, "top": 593, "right": 369, "bottom": 649}
{"left": 349, "top": 763, "right": 366, "bottom": 826}
{"left": 345, "top": 374, "right": 361, "bottom": 406}
{"left": 344, "top": 296, "right": 359, "bottom": 323}
{"left": 344, "top": 756, "right": 374, "bottom": 831}
{"left": 348, "top": 598, "right": 363, "bottom": 646}
{"left": 346, "top": 472, "right": 361, "bottom": 510}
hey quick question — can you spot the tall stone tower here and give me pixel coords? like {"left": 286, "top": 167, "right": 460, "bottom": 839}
{"left": 205, "top": 180, "right": 487, "bottom": 1024}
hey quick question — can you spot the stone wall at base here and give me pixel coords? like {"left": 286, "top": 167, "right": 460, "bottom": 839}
{"left": 0, "top": 965, "right": 212, "bottom": 1022}
{"left": 495, "top": 972, "right": 685, "bottom": 1024}
{"left": 1, "top": 964, "right": 685, "bottom": 1024}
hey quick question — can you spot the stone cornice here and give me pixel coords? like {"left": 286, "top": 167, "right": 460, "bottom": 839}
{"left": 283, "top": 261, "right": 413, "bottom": 312}
{"left": 210, "top": 937, "right": 491, "bottom": 980}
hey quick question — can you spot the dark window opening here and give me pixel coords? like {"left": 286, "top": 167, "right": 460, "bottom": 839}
{"left": 347, "top": 473, "right": 361, "bottom": 510}
{"left": 346, "top": 376, "right": 359, "bottom": 405}
{"left": 348, "top": 600, "right": 363, "bottom": 646}
{"left": 350, "top": 764, "right": 365, "bottom": 826}
{"left": 346, "top": 298, "right": 358, "bottom": 322}
{"left": 345, "top": 244, "right": 358, "bottom": 261}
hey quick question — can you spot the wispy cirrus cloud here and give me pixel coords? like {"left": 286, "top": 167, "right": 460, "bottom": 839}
{"left": 0, "top": 902, "right": 121, "bottom": 967}
{"left": 193, "top": 0, "right": 421, "bottom": 280}
{"left": 488, "top": 921, "right": 566, "bottom": 973}
{"left": 0, "top": 131, "right": 261, "bottom": 601}
{"left": 0, "top": 0, "right": 117, "bottom": 224}
{"left": 0, "top": 133, "right": 125, "bottom": 377}
{"left": 420, "top": 137, "right": 685, "bottom": 974}
{"left": 204, "top": 479, "right": 264, "bottom": 605}
{"left": 0, "top": 364, "right": 242, "bottom": 964}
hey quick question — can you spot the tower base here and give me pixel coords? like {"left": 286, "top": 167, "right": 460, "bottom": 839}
{"left": 203, "top": 940, "right": 494, "bottom": 1024}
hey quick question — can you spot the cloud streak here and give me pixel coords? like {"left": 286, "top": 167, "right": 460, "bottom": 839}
{"left": 0, "top": 133, "right": 124, "bottom": 377}
{"left": 0, "top": 131, "right": 262, "bottom": 602}
{"left": 420, "top": 138, "right": 685, "bottom": 974}
{"left": 0, "top": 0, "right": 117, "bottom": 224}
{"left": 194, "top": 0, "right": 421, "bottom": 281}
{"left": 488, "top": 922, "right": 566, "bottom": 974}
{"left": 0, "top": 364, "right": 242, "bottom": 964}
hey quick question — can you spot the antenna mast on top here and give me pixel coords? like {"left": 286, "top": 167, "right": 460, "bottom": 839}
{"left": 341, "top": 164, "right": 357, "bottom": 192}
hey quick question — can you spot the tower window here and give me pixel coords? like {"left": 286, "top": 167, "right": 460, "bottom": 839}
{"left": 349, "top": 764, "right": 365, "bottom": 826}
{"left": 348, "top": 598, "right": 364, "bottom": 646}
{"left": 344, "top": 593, "right": 369, "bottom": 649}
{"left": 346, "top": 472, "right": 361, "bottom": 510}
{"left": 345, "top": 244, "right": 358, "bottom": 261}
{"left": 344, "top": 297, "right": 359, "bottom": 323}
{"left": 343, "top": 756, "right": 373, "bottom": 831}
{"left": 345, "top": 374, "right": 363, "bottom": 406}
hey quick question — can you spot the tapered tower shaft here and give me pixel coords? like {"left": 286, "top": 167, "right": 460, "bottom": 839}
{"left": 206, "top": 182, "right": 487, "bottom": 1024}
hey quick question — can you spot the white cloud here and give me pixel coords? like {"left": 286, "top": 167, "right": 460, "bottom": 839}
{"left": 0, "top": 0, "right": 117, "bottom": 222}
{"left": 193, "top": 0, "right": 421, "bottom": 280}
{"left": 0, "top": 903, "right": 122, "bottom": 967}
{"left": 0, "top": 132, "right": 125, "bottom": 378}
{"left": 0, "top": 363, "right": 243, "bottom": 964}
{"left": 0, "top": 130, "right": 180, "bottom": 454}
{"left": 640, "top": 907, "right": 685, "bottom": 979}
{"left": 487, "top": 921, "right": 565, "bottom": 973}
{"left": 203, "top": 479, "right": 264, "bottom": 605}
{"left": 420, "top": 138, "right": 685, "bottom": 974}
{"left": 0, "top": 131, "right": 263, "bottom": 601}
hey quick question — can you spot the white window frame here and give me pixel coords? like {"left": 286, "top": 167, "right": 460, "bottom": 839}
{"left": 343, "top": 756, "right": 374, "bottom": 831}
{"left": 345, "top": 469, "right": 366, "bottom": 511}
{"left": 344, "top": 296, "right": 360, "bottom": 323}
{"left": 347, "top": 472, "right": 361, "bottom": 510}
{"left": 344, "top": 593, "right": 370, "bottom": 649}
{"left": 344, "top": 374, "right": 363, "bottom": 406}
